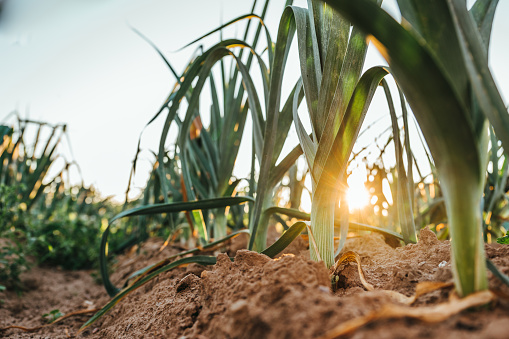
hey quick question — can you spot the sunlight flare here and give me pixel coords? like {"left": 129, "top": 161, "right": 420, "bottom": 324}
{"left": 346, "top": 169, "right": 370, "bottom": 211}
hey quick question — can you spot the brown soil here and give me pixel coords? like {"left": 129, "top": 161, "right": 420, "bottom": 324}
{"left": 1, "top": 229, "right": 509, "bottom": 338}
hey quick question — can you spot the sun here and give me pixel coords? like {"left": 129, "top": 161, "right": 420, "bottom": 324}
{"left": 345, "top": 170, "right": 370, "bottom": 211}
{"left": 299, "top": 166, "right": 371, "bottom": 213}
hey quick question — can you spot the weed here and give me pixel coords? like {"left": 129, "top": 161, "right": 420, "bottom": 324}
{"left": 42, "top": 309, "right": 64, "bottom": 323}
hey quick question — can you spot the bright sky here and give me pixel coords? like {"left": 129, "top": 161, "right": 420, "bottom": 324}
{"left": 1, "top": 0, "right": 508, "bottom": 203}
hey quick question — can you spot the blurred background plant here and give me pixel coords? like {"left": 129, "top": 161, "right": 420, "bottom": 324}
{"left": 0, "top": 115, "right": 135, "bottom": 291}
{"left": 0, "top": 183, "right": 29, "bottom": 291}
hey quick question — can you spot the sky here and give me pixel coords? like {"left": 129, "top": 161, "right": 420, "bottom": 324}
{"left": 1, "top": 0, "right": 508, "bottom": 203}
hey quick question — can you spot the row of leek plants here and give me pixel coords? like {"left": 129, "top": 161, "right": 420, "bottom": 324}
{"left": 86, "top": 0, "right": 489, "bottom": 328}
{"left": 96, "top": 0, "right": 407, "bottom": 302}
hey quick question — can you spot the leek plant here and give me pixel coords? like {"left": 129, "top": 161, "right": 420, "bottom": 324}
{"left": 326, "top": 0, "right": 509, "bottom": 296}
{"left": 383, "top": 81, "right": 416, "bottom": 242}
{"left": 158, "top": 1, "right": 310, "bottom": 250}
{"left": 99, "top": 0, "right": 309, "bottom": 296}
{"left": 252, "top": 0, "right": 414, "bottom": 268}
{"left": 154, "top": 1, "right": 284, "bottom": 242}
{"left": 0, "top": 116, "right": 70, "bottom": 210}
{"left": 482, "top": 127, "right": 509, "bottom": 241}
{"left": 123, "top": 0, "right": 279, "bottom": 243}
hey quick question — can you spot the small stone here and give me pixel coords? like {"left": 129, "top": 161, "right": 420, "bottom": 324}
{"left": 318, "top": 285, "right": 330, "bottom": 294}
{"left": 176, "top": 274, "right": 200, "bottom": 293}
{"left": 230, "top": 299, "right": 248, "bottom": 312}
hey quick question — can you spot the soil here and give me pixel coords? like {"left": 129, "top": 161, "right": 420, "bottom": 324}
{"left": 1, "top": 228, "right": 509, "bottom": 338}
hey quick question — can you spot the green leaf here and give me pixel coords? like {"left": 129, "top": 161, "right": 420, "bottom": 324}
{"left": 130, "top": 25, "right": 179, "bottom": 80}
{"left": 382, "top": 79, "right": 416, "bottom": 243}
{"left": 262, "top": 206, "right": 404, "bottom": 241}
{"left": 272, "top": 80, "right": 305, "bottom": 166}
{"left": 42, "top": 309, "right": 64, "bottom": 323}
{"left": 396, "top": 0, "right": 470, "bottom": 107}
{"left": 312, "top": 26, "right": 369, "bottom": 179}
{"left": 470, "top": 0, "right": 499, "bottom": 50}
{"left": 0, "top": 126, "right": 12, "bottom": 140}
{"left": 248, "top": 6, "right": 299, "bottom": 251}
{"left": 261, "top": 221, "right": 307, "bottom": 258}
{"left": 101, "top": 196, "right": 253, "bottom": 297}
{"left": 177, "top": 14, "right": 273, "bottom": 65}
{"left": 315, "top": 6, "right": 349, "bottom": 140}
{"left": 496, "top": 234, "right": 509, "bottom": 244}
{"left": 293, "top": 80, "right": 317, "bottom": 168}
{"left": 449, "top": 0, "right": 509, "bottom": 159}
{"left": 293, "top": 5, "right": 322, "bottom": 137}
{"left": 141, "top": 30, "right": 271, "bottom": 239}
{"left": 110, "top": 197, "right": 253, "bottom": 225}
{"left": 486, "top": 258, "right": 509, "bottom": 287}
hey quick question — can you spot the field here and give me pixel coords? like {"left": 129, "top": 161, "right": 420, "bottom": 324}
{"left": 1, "top": 0, "right": 509, "bottom": 338}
